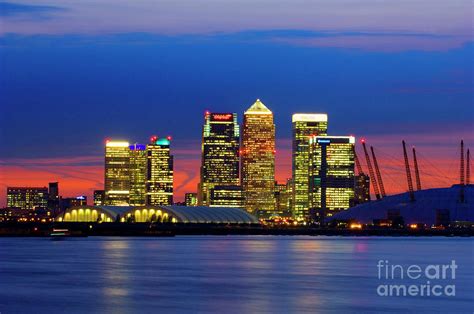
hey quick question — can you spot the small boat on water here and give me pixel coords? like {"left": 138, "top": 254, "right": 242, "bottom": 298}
{"left": 50, "top": 228, "right": 71, "bottom": 240}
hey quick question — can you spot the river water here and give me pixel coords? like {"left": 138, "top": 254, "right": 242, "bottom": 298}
{"left": 0, "top": 236, "right": 472, "bottom": 313}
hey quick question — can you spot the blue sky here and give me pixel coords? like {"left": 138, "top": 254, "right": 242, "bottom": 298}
{"left": 1, "top": 31, "right": 472, "bottom": 158}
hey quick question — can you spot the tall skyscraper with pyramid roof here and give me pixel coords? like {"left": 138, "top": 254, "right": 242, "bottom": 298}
{"left": 241, "top": 99, "right": 276, "bottom": 215}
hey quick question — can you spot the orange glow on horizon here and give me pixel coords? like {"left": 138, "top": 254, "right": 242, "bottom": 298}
{"left": 0, "top": 132, "right": 472, "bottom": 207}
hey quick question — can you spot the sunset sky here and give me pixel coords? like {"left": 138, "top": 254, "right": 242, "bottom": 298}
{"left": 0, "top": 0, "right": 473, "bottom": 205}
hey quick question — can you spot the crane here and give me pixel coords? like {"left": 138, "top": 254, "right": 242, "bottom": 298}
{"left": 370, "top": 146, "right": 386, "bottom": 197}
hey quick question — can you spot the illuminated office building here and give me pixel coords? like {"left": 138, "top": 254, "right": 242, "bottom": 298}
{"left": 292, "top": 113, "right": 328, "bottom": 220}
{"left": 104, "top": 140, "right": 130, "bottom": 206}
{"left": 93, "top": 190, "right": 105, "bottom": 206}
{"left": 198, "top": 112, "right": 240, "bottom": 206}
{"left": 274, "top": 180, "right": 291, "bottom": 215}
{"left": 129, "top": 144, "right": 147, "bottom": 206}
{"left": 146, "top": 136, "right": 173, "bottom": 206}
{"left": 241, "top": 99, "right": 276, "bottom": 215}
{"left": 6, "top": 187, "right": 48, "bottom": 210}
{"left": 210, "top": 185, "right": 244, "bottom": 208}
{"left": 308, "top": 136, "right": 355, "bottom": 223}
{"left": 185, "top": 193, "right": 198, "bottom": 207}
{"left": 354, "top": 174, "right": 370, "bottom": 205}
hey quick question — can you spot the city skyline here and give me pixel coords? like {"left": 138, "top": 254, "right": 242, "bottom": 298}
{"left": 1, "top": 101, "right": 471, "bottom": 207}
{"left": 0, "top": 2, "right": 473, "bottom": 313}
{"left": 1, "top": 0, "right": 473, "bottom": 206}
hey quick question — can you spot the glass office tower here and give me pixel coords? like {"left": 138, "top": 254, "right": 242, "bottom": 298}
{"left": 241, "top": 99, "right": 276, "bottom": 216}
{"left": 292, "top": 113, "right": 328, "bottom": 220}
{"left": 198, "top": 112, "right": 240, "bottom": 206}
{"left": 308, "top": 136, "right": 355, "bottom": 223}
{"left": 129, "top": 144, "right": 147, "bottom": 206}
{"left": 104, "top": 140, "right": 130, "bottom": 206}
{"left": 146, "top": 137, "right": 174, "bottom": 206}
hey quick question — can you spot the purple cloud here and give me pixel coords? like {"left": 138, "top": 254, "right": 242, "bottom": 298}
{"left": 1, "top": 0, "right": 472, "bottom": 51}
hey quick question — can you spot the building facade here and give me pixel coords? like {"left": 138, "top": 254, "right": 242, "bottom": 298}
{"left": 308, "top": 136, "right": 355, "bottom": 223}
{"left": 60, "top": 196, "right": 87, "bottom": 211}
{"left": 146, "top": 137, "right": 174, "bottom": 206}
{"left": 275, "top": 180, "right": 292, "bottom": 215}
{"left": 93, "top": 190, "right": 105, "bottom": 206}
{"left": 198, "top": 112, "right": 240, "bottom": 206}
{"left": 129, "top": 144, "right": 147, "bottom": 206}
{"left": 6, "top": 187, "right": 49, "bottom": 210}
{"left": 47, "top": 182, "right": 60, "bottom": 213}
{"left": 104, "top": 141, "right": 130, "bottom": 206}
{"left": 241, "top": 99, "right": 276, "bottom": 216}
{"left": 209, "top": 185, "right": 244, "bottom": 208}
{"left": 292, "top": 113, "right": 328, "bottom": 220}
{"left": 185, "top": 193, "right": 198, "bottom": 207}
{"left": 354, "top": 174, "right": 370, "bottom": 206}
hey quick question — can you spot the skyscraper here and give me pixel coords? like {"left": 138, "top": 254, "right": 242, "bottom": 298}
{"left": 146, "top": 136, "right": 173, "bottom": 206}
{"left": 104, "top": 140, "right": 130, "bottom": 206}
{"left": 292, "top": 113, "right": 328, "bottom": 220}
{"left": 241, "top": 99, "right": 276, "bottom": 216}
{"left": 308, "top": 136, "right": 355, "bottom": 223}
{"left": 198, "top": 112, "right": 240, "bottom": 206}
{"left": 129, "top": 143, "right": 147, "bottom": 206}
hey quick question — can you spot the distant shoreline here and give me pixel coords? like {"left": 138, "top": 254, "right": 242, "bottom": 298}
{"left": 0, "top": 222, "right": 472, "bottom": 237}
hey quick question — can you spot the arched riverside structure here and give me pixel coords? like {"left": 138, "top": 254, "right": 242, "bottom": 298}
{"left": 328, "top": 185, "right": 474, "bottom": 225}
{"left": 60, "top": 206, "right": 119, "bottom": 222}
{"left": 58, "top": 205, "right": 260, "bottom": 224}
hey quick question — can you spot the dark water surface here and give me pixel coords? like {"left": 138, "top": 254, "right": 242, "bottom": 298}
{"left": 0, "top": 236, "right": 472, "bottom": 313}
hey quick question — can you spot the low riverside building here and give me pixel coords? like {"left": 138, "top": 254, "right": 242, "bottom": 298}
{"left": 57, "top": 205, "right": 260, "bottom": 225}
{"left": 328, "top": 185, "right": 474, "bottom": 226}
